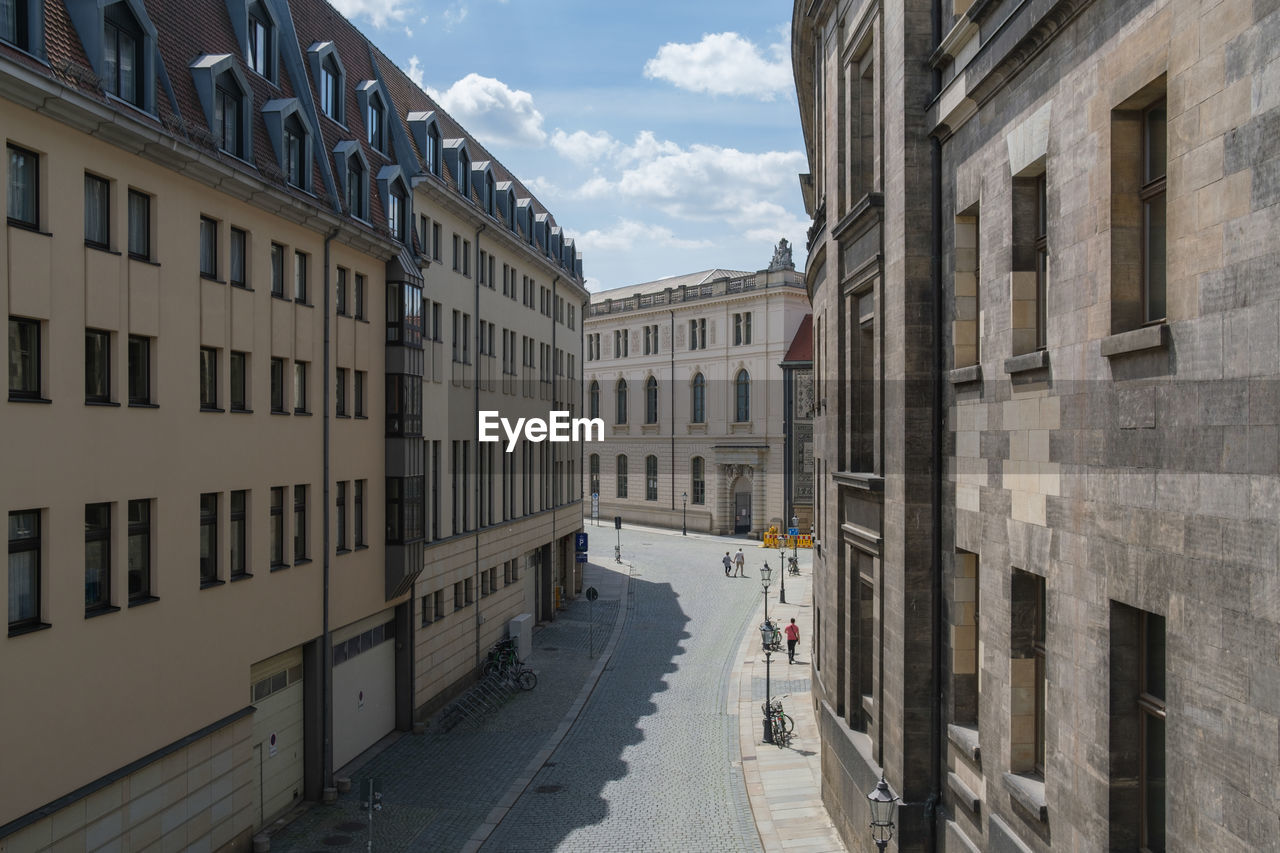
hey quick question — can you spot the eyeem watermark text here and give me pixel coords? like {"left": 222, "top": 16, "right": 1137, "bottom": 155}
{"left": 479, "top": 411, "right": 604, "bottom": 452}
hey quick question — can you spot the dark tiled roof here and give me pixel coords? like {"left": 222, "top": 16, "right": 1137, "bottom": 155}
{"left": 782, "top": 314, "right": 813, "bottom": 364}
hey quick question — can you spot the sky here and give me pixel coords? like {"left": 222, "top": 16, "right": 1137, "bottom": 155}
{"left": 329, "top": 0, "right": 809, "bottom": 291}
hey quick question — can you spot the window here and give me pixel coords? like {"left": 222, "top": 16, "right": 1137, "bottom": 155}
{"left": 691, "top": 457, "right": 705, "bottom": 504}
{"left": 9, "top": 317, "right": 40, "bottom": 400}
{"left": 230, "top": 490, "right": 247, "bottom": 578}
{"left": 354, "top": 479, "right": 365, "bottom": 547}
{"left": 1035, "top": 175, "right": 1047, "bottom": 350}
{"left": 336, "top": 267, "right": 348, "bottom": 315}
{"left": 734, "top": 369, "right": 750, "bottom": 422}
{"left": 127, "top": 499, "right": 151, "bottom": 601}
{"left": 319, "top": 55, "right": 340, "bottom": 120}
{"left": 354, "top": 370, "right": 366, "bottom": 417}
{"left": 230, "top": 351, "right": 247, "bottom": 411}
{"left": 354, "top": 273, "right": 366, "bottom": 319}
{"left": 1142, "top": 99, "right": 1167, "bottom": 323}
{"left": 453, "top": 580, "right": 464, "bottom": 610}
{"left": 84, "top": 174, "right": 110, "bottom": 248}
{"left": 588, "top": 381, "right": 599, "bottom": 420}
{"left": 247, "top": 2, "right": 273, "bottom": 79}
{"left": 283, "top": 114, "right": 305, "bottom": 189}
{"left": 1, "top": 0, "right": 29, "bottom": 50}
{"left": 1010, "top": 569, "right": 1046, "bottom": 775}
{"left": 478, "top": 249, "right": 487, "bottom": 285}
{"left": 616, "top": 455, "right": 628, "bottom": 498}
{"left": 645, "top": 455, "right": 658, "bottom": 501}
{"left": 8, "top": 509, "right": 40, "bottom": 631}
{"left": 336, "top": 481, "right": 348, "bottom": 551}
{"left": 953, "top": 208, "right": 980, "bottom": 367}
{"left": 425, "top": 124, "right": 441, "bottom": 175}
{"left": 689, "top": 318, "right": 706, "bottom": 350}
{"left": 269, "top": 486, "right": 285, "bottom": 567}
{"left": 388, "top": 183, "right": 405, "bottom": 241}
{"left": 589, "top": 454, "right": 600, "bottom": 495}
{"left": 1110, "top": 604, "right": 1165, "bottom": 851}
{"left": 294, "top": 251, "right": 308, "bottom": 302}
{"left": 7, "top": 144, "right": 38, "bottom": 228}
{"left": 85, "top": 329, "right": 111, "bottom": 403}
{"left": 200, "top": 346, "right": 218, "bottom": 410}
{"left": 367, "top": 94, "right": 385, "bottom": 151}
{"left": 200, "top": 492, "right": 218, "bottom": 585}
{"left": 230, "top": 227, "right": 247, "bottom": 287}
{"left": 270, "top": 357, "right": 286, "bottom": 412}
{"left": 336, "top": 367, "right": 348, "bottom": 416}
{"left": 432, "top": 223, "right": 441, "bottom": 261}
{"left": 128, "top": 189, "right": 150, "bottom": 259}
{"left": 615, "top": 379, "right": 627, "bottom": 424}
{"left": 128, "top": 335, "right": 150, "bottom": 404}
{"left": 733, "top": 312, "right": 752, "bottom": 345}
{"left": 293, "top": 485, "right": 307, "bottom": 560}
{"left": 214, "top": 74, "right": 244, "bottom": 157}
{"left": 459, "top": 149, "right": 471, "bottom": 197}
{"left": 199, "top": 216, "right": 218, "bottom": 279}
{"left": 462, "top": 239, "right": 471, "bottom": 276}
{"left": 644, "top": 376, "right": 658, "bottom": 424}
{"left": 953, "top": 551, "right": 980, "bottom": 725}
{"left": 691, "top": 373, "right": 705, "bottom": 424}
{"left": 104, "top": 3, "right": 143, "bottom": 106}
{"left": 293, "top": 361, "right": 308, "bottom": 412}
{"left": 346, "top": 157, "right": 365, "bottom": 219}
{"left": 84, "top": 503, "right": 111, "bottom": 613}
{"left": 270, "top": 243, "right": 284, "bottom": 296}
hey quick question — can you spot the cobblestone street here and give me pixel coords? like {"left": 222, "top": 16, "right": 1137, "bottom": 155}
{"left": 267, "top": 524, "right": 772, "bottom": 853}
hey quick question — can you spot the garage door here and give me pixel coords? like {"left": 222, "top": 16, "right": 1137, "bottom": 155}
{"left": 250, "top": 648, "right": 305, "bottom": 826}
{"left": 333, "top": 613, "right": 397, "bottom": 770}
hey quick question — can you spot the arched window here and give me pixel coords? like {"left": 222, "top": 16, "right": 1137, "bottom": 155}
{"left": 644, "top": 376, "right": 658, "bottom": 424}
{"left": 691, "top": 457, "right": 705, "bottom": 504}
{"left": 735, "top": 369, "right": 750, "bottom": 422}
{"left": 616, "top": 455, "right": 628, "bottom": 498}
{"left": 645, "top": 455, "right": 658, "bottom": 501}
{"left": 589, "top": 454, "right": 600, "bottom": 496}
{"left": 588, "top": 380, "right": 600, "bottom": 420}
{"left": 615, "top": 378, "right": 627, "bottom": 424}
{"left": 691, "top": 372, "right": 705, "bottom": 424}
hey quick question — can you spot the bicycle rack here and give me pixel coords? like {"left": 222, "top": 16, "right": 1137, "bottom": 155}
{"left": 438, "top": 668, "right": 522, "bottom": 731}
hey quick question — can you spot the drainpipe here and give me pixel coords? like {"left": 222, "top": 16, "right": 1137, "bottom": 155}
{"left": 321, "top": 226, "right": 339, "bottom": 796}
{"left": 474, "top": 223, "right": 486, "bottom": 666}
{"left": 929, "top": 0, "right": 946, "bottom": 843}
{"left": 669, "top": 308, "right": 675, "bottom": 516}
{"left": 550, "top": 274, "right": 560, "bottom": 611}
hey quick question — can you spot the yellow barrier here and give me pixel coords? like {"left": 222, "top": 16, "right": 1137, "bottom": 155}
{"left": 761, "top": 532, "right": 814, "bottom": 549}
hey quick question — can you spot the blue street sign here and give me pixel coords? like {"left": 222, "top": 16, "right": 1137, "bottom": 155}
{"left": 788, "top": 527, "right": 799, "bottom": 537}
{"left": 575, "top": 533, "right": 589, "bottom": 552}
{"left": 575, "top": 552, "right": 588, "bottom": 563}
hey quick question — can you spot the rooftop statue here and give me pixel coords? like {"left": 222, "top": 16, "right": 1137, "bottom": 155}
{"left": 769, "top": 238, "right": 795, "bottom": 271}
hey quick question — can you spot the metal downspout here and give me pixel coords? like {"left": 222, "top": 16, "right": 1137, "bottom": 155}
{"left": 474, "top": 223, "right": 486, "bottom": 665}
{"left": 929, "top": 0, "right": 946, "bottom": 843}
{"left": 322, "top": 226, "right": 339, "bottom": 795}
{"left": 669, "top": 309, "right": 675, "bottom": 514}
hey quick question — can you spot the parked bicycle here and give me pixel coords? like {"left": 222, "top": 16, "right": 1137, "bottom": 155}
{"left": 482, "top": 638, "right": 537, "bottom": 690}
{"left": 787, "top": 555, "right": 800, "bottom": 576}
{"left": 762, "top": 694, "right": 794, "bottom": 747}
{"left": 760, "top": 617, "right": 783, "bottom": 652}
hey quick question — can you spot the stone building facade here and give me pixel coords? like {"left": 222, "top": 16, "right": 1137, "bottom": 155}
{"left": 794, "top": 0, "right": 1280, "bottom": 849}
{"left": 582, "top": 254, "right": 810, "bottom": 536}
{"left": 0, "top": 2, "right": 584, "bottom": 851}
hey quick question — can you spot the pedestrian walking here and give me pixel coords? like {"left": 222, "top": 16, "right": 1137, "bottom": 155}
{"left": 785, "top": 618, "right": 800, "bottom": 664}
{"left": 734, "top": 548, "right": 746, "bottom": 577}
{"left": 722, "top": 552, "right": 733, "bottom": 577}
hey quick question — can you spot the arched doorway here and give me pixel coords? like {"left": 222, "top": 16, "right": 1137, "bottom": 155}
{"left": 732, "top": 476, "right": 752, "bottom": 534}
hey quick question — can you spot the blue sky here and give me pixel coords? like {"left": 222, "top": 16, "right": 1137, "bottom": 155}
{"left": 331, "top": 0, "right": 809, "bottom": 290}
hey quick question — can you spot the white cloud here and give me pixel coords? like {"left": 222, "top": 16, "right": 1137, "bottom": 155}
{"left": 643, "top": 32, "right": 792, "bottom": 100}
{"left": 550, "top": 129, "right": 617, "bottom": 165}
{"left": 429, "top": 73, "right": 547, "bottom": 148}
{"left": 328, "top": 0, "right": 410, "bottom": 28}
{"left": 522, "top": 176, "right": 561, "bottom": 198}
{"left": 573, "top": 175, "right": 613, "bottom": 200}
{"left": 442, "top": 4, "right": 469, "bottom": 30}
{"left": 573, "top": 220, "right": 712, "bottom": 253}
{"left": 405, "top": 56, "right": 424, "bottom": 89}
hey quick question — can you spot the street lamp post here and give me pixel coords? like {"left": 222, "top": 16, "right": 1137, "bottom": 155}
{"left": 761, "top": 562, "right": 774, "bottom": 744}
{"left": 681, "top": 491, "right": 687, "bottom": 536}
{"left": 866, "top": 776, "right": 900, "bottom": 851}
{"left": 778, "top": 546, "right": 787, "bottom": 604}
{"left": 791, "top": 514, "right": 799, "bottom": 571}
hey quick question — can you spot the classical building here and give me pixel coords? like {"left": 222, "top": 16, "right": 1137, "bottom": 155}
{"left": 582, "top": 248, "right": 809, "bottom": 536}
{"left": 795, "top": 0, "right": 1280, "bottom": 849}
{"left": 0, "top": 2, "right": 585, "bottom": 851}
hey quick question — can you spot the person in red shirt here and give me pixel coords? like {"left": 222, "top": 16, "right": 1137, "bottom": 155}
{"left": 785, "top": 618, "right": 800, "bottom": 664}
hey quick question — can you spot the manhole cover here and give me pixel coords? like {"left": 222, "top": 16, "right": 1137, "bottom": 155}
{"left": 535, "top": 785, "right": 563, "bottom": 794}
{"left": 337, "top": 822, "right": 365, "bottom": 832}
{"left": 322, "top": 836, "right": 352, "bottom": 847}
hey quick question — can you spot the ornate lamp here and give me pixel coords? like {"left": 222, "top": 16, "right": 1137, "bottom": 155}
{"left": 867, "top": 776, "right": 900, "bottom": 850}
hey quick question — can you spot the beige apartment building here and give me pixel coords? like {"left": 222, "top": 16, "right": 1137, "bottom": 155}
{"left": 582, "top": 248, "right": 809, "bottom": 536}
{"left": 0, "top": 2, "right": 584, "bottom": 851}
{"left": 794, "top": 0, "right": 1280, "bottom": 848}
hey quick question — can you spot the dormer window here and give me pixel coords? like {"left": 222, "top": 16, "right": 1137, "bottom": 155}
{"left": 320, "top": 56, "right": 340, "bottom": 119}
{"left": 1, "top": 0, "right": 29, "bottom": 50}
{"left": 346, "top": 157, "right": 365, "bottom": 218}
{"left": 283, "top": 113, "right": 305, "bottom": 188}
{"left": 459, "top": 149, "right": 471, "bottom": 197}
{"left": 427, "top": 125, "right": 441, "bottom": 175}
{"left": 485, "top": 177, "right": 495, "bottom": 216}
{"left": 367, "top": 94, "right": 385, "bottom": 152}
{"left": 103, "top": 3, "right": 142, "bottom": 106}
{"left": 215, "top": 72, "right": 244, "bottom": 157}
{"left": 388, "top": 183, "right": 405, "bottom": 241}
{"left": 246, "top": 1, "right": 273, "bottom": 80}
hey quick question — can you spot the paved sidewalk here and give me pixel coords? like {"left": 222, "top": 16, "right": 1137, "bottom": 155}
{"left": 731, "top": 549, "right": 847, "bottom": 853}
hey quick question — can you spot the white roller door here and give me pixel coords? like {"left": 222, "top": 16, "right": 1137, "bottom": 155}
{"left": 333, "top": 613, "right": 397, "bottom": 770}
{"left": 250, "top": 648, "right": 305, "bottom": 826}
